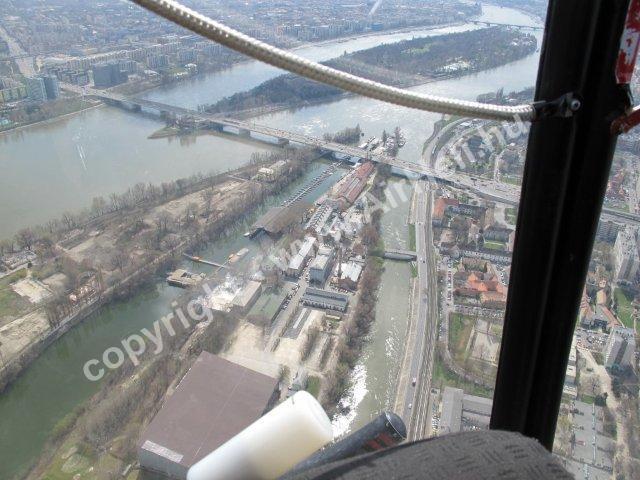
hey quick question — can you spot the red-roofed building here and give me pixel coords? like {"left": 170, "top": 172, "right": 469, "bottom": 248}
{"left": 433, "top": 197, "right": 459, "bottom": 223}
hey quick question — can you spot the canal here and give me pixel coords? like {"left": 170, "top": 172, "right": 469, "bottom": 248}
{"left": 0, "top": 4, "right": 542, "bottom": 477}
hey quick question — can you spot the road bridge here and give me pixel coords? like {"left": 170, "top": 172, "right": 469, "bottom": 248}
{"left": 471, "top": 21, "right": 543, "bottom": 31}
{"left": 382, "top": 249, "right": 418, "bottom": 261}
{"left": 87, "top": 90, "right": 640, "bottom": 227}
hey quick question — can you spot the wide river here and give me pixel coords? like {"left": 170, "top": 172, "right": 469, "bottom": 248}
{"left": 0, "top": 5, "right": 542, "bottom": 478}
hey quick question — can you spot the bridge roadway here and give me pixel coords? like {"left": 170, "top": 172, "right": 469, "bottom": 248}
{"left": 90, "top": 90, "right": 640, "bottom": 227}
{"left": 470, "top": 21, "right": 543, "bottom": 31}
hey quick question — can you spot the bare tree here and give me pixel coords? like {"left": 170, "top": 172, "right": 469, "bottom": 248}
{"left": 15, "top": 228, "right": 36, "bottom": 251}
{"left": 110, "top": 252, "right": 128, "bottom": 272}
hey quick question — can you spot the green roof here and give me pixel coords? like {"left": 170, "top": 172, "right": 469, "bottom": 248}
{"left": 247, "top": 290, "right": 287, "bottom": 322}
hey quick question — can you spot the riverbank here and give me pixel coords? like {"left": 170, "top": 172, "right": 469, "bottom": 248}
{"left": 0, "top": 4, "right": 545, "bottom": 476}
{"left": 0, "top": 155, "right": 307, "bottom": 394}
{"left": 204, "top": 27, "right": 537, "bottom": 117}
{"left": 0, "top": 99, "right": 102, "bottom": 135}
{"left": 107, "top": 20, "right": 468, "bottom": 101}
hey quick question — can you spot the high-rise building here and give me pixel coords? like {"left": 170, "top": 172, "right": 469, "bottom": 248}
{"left": 613, "top": 225, "right": 639, "bottom": 283}
{"left": 25, "top": 76, "right": 46, "bottom": 101}
{"left": 146, "top": 54, "right": 170, "bottom": 70}
{"left": 92, "top": 62, "right": 128, "bottom": 88}
{"left": 41, "top": 75, "right": 59, "bottom": 100}
{"left": 596, "top": 219, "right": 620, "bottom": 243}
{"left": 604, "top": 326, "right": 636, "bottom": 369}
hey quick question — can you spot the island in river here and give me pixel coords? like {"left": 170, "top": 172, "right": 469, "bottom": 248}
{"left": 203, "top": 27, "right": 537, "bottom": 117}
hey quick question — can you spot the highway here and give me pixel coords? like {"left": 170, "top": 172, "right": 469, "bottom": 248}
{"left": 402, "top": 181, "right": 440, "bottom": 439}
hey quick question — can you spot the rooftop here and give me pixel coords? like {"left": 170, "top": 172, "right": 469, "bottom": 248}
{"left": 302, "top": 287, "right": 349, "bottom": 310}
{"left": 138, "top": 352, "right": 278, "bottom": 473}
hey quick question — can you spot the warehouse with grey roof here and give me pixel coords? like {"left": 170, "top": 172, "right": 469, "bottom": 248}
{"left": 138, "top": 352, "right": 279, "bottom": 479}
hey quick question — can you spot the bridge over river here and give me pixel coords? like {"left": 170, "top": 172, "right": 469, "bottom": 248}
{"left": 88, "top": 90, "right": 640, "bottom": 227}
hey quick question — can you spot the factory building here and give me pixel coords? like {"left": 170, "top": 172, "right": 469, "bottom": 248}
{"left": 232, "top": 280, "right": 262, "bottom": 313}
{"left": 302, "top": 287, "right": 349, "bottom": 312}
{"left": 286, "top": 236, "right": 316, "bottom": 277}
{"left": 309, "top": 246, "right": 334, "bottom": 285}
{"left": 439, "top": 387, "right": 492, "bottom": 435}
{"left": 337, "top": 260, "right": 364, "bottom": 291}
{"left": 331, "top": 162, "right": 374, "bottom": 210}
{"left": 138, "top": 352, "right": 279, "bottom": 479}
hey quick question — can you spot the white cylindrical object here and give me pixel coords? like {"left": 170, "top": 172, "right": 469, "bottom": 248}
{"left": 187, "top": 391, "right": 333, "bottom": 480}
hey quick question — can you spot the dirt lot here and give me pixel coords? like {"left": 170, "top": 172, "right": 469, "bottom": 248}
{"left": 0, "top": 309, "right": 49, "bottom": 362}
{"left": 11, "top": 277, "right": 52, "bottom": 304}
{"left": 223, "top": 308, "right": 326, "bottom": 380}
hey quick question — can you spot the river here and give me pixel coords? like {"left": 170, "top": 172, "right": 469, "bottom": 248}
{"left": 0, "top": 5, "right": 542, "bottom": 478}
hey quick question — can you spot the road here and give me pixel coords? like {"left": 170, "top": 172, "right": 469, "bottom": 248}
{"left": 0, "top": 24, "right": 35, "bottom": 76}
{"left": 401, "top": 181, "right": 440, "bottom": 440}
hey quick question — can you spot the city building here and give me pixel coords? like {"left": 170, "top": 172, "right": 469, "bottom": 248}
{"left": 41, "top": 75, "right": 60, "bottom": 100}
{"left": 0, "top": 83, "right": 27, "bottom": 103}
{"left": 309, "top": 246, "right": 334, "bottom": 284}
{"left": 25, "top": 76, "right": 46, "bottom": 101}
{"left": 92, "top": 61, "right": 128, "bottom": 88}
{"left": 232, "top": 280, "right": 262, "bottom": 313}
{"left": 247, "top": 290, "right": 288, "bottom": 326}
{"left": 613, "top": 225, "right": 639, "bottom": 283}
{"left": 337, "top": 260, "right": 364, "bottom": 291}
{"left": 301, "top": 287, "right": 349, "bottom": 312}
{"left": 147, "top": 53, "right": 170, "bottom": 70}
{"left": 286, "top": 236, "right": 316, "bottom": 277}
{"left": 251, "top": 202, "right": 310, "bottom": 238}
{"left": 331, "top": 161, "right": 374, "bottom": 210}
{"left": 439, "top": 387, "right": 492, "bottom": 435}
{"left": 563, "top": 336, "right": 578, "bottom": 398}
{"left": 604, "top": 326, "right": 636, "bottom": 369}
{"left": 138, "top": 352, "right": 279, "bottom": 479}
{"left": 595, "top": 220, "right": 620, "bottom": 243}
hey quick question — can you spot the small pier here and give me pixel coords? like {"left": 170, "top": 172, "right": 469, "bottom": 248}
{"left": 183, "top": 253, "right": 228, "bottom": 269}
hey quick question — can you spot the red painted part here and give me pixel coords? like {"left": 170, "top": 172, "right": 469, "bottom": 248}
{"left": 616, "top": 0, "right": 640, "bottom": 84}
{"left": 612, "top": 104, "right": 640, "bottom": 133}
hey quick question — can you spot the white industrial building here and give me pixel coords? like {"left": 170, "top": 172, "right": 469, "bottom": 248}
{"left": 309, "top": 249, "right": 334, "bottom": 284}
{"left": 232, "top": 280, "right": 262, "bottom": 313}
{"left": 286, "top": 236, "right": 316, "bottom": 277}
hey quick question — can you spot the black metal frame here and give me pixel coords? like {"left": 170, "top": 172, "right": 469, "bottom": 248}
{"left": 490, "top": 0, "right": 632, "bottom": 449}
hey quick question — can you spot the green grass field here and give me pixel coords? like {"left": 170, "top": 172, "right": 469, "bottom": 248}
{"left": 483, "top": 240, "right": 506, "bottom": 251}
{"left": 432, "top": 354, "right": 493, "bottom": 398}
{"left": 408, "top": 223, "right": 416, "bottom": 252}
{"left": 307, "top": 376, "right": 321, "bottom": 398}
{"left": 0, "top": 269, "right": 32, "bottom": 320}
{"left": 614, "top": 288, "right": 634, "bottom": 329}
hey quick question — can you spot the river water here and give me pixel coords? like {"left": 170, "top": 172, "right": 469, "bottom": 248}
{"left": 0, "top": 5, "right": 542, "bottom": 478}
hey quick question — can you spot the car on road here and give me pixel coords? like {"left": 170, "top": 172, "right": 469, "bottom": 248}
{"left": 412, "top": 377, "right": 417, "bottom": 386}
{"left": 408, "top": 403, "right": 412, "bottom": 409}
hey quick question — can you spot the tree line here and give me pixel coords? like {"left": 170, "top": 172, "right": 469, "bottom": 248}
{"left": 204, "top": 27, "right": 537, "bottom": 115}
